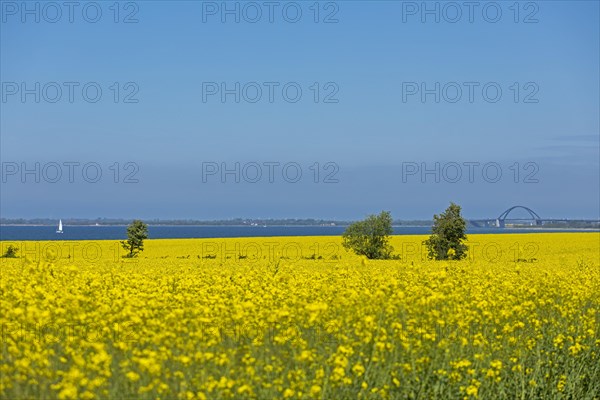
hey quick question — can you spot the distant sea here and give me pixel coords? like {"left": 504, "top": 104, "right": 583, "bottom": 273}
{"left": 1, "top": 225, "right": 597, "bottom": 241}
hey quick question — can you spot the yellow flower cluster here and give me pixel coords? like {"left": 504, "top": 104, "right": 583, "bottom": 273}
{"left": 1, "top": 233, "right": 598, "bottom": 399}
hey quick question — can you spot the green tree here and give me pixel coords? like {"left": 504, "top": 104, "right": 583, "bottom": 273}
{"left": 342, "top": 211, "right": 394, "bottom": 259}
{"left": 2, "top": 245, "right": 19, "bottom": 258}
{"left": 424, "top": 202, "right": 468, "bottom": 260}
{"left": 121, "top": 220, "right": 148, "bottom": 258}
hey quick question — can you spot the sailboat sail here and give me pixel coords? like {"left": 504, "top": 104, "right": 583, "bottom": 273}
{"left": 57, "top": 219, "right": 63, "bottom": 233}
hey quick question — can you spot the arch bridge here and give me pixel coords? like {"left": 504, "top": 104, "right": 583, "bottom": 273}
{"left": 468, "top": 207, "right": 598, "bottom": 228}
{"left": 495, "top": 205, "right": 542, "bottom": 228}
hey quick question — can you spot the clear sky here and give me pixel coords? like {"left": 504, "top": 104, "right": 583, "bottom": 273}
{"left": 1, "top": 1, "right": 598, "bottom": 220}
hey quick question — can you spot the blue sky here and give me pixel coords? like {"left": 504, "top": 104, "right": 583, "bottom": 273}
{"left": 1, "top": 1, "right": 598, "bottom": 220}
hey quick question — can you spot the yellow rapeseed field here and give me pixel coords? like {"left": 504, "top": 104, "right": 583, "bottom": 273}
{"left": 1, "top": 233, "right": 599, "bottom": 399}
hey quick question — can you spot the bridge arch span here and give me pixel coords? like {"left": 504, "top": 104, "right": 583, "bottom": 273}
{"left": 496, "top": 206, "right": 542, "bottom": 227}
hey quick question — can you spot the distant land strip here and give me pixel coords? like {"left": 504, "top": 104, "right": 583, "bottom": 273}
{"left": 1, "top": 218, "right": 599, "bottom": 229}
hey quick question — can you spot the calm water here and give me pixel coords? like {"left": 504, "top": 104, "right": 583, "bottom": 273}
{"left": 0, "top": 225, "right": 596, "bottom": 241}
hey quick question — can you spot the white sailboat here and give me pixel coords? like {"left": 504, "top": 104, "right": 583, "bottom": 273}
{"left": 56, "top": 219, "right": 63, "bottom": 234}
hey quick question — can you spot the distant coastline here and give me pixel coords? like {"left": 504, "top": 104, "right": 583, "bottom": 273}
{"left": 1, "top": 218, "right": 598, "bottom": 230}
{"left": 0, "top": 218, "right": 433, "bottom": 227}
{"left": 2, "top": 224, "right": 600, "bottom": 229}
{"left": 0, "top": 218, "right": 356, "bottom": 227}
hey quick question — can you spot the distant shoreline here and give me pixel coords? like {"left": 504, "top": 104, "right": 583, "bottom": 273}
{"left": 0, "top": 223, "right": 600, "bottom": 232}
{"left": 3, "top": 224, "right": 599, "bottom": 230}
{"left": 1, "top": 224, "right": 599, "bottom": 230}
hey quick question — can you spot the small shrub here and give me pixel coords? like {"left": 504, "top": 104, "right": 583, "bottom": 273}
{"left": 2, "top": 245, "right": 19, "bottom": 258}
